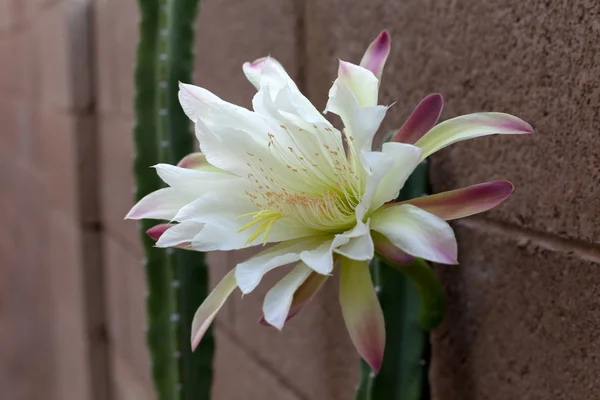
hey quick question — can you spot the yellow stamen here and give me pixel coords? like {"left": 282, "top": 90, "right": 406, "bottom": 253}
{"left": 237, "top": 210, "right": 283, "bottom": 245}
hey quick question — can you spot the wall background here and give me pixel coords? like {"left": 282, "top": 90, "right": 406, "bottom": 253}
{"left": 0, "top": 0, "right": 598, "bottom": 399}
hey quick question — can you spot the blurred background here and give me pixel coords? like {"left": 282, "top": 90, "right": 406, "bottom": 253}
{"left": 1, "top": 0, "right": 599, "bottom": 399}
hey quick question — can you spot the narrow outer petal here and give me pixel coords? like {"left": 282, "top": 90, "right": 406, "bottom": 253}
{"left": 339, "top": 257, "right": 385, "bottom": 372}
{"left": 415, "top": 112, "right": 533, "bottom": 161}
{"left": 146, "top": 223, "right": 175, "bottom": 242}
{"left": 372, "top": 232, "right": 415, "bottom": 266}
{"left": 259, "top": 270, "right": 328, "bottom": 326}
{"left": 371, "top": 204, "right": 458, "bottom": 264}
{"left": 359, "top": 30, "right": 391, "bottom": 80}
{"left": 400, "top": 180, "right": 514, "bottom": 220}
{"left": 391, "top": 93, "right": 444, "bottom": 144}
{"left": 191, "top": 268, "right": 237, "bottom": 350}
{"left": 125, "top": 188, "right": 197, "bottom": 220}
{"left": 262, "top": 262, "right": 313, "bottom": 330}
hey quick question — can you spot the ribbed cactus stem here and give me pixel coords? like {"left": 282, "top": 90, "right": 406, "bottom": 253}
{"left": 134, "top": 0, "right": 212, "bottom": 399}
{"left": 134, "top": 1, "right": 179, "bottom": 398}
{"left": 355, "top": 160, "right": 445, "bottom": 400}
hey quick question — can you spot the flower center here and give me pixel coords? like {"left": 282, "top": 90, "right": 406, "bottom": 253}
{"left": 239, "top": 124, "right": 364, "bottom": 242}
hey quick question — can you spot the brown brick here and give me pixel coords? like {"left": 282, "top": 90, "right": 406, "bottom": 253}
{"left": 430, "top": 222, "right": 600, "bottom": 399}
{"left": 212, "top": 328, "right": 302, "bottom": 400}
{"left": 93, "top": 0, "right": 119, "bottom": 114}
{"left": 0, "top": 160, "right": 56, "bottom": 400}
{"left": 34, "top": 3, "right": 72, "bottom": 109}
{"left": 47, "top": 211, "right": 94, "bottom": 400}
{"left": 104, "top": 234, "right": 152, "bottom": 387}
{"left": 228, "top": 248, "right": 359, "bottom": 400}
{"left": 112, "top": 352, "right": 155, "bottom": 400}
{"left": 306, "top": 0, "right": 600, "bottom": 243}
{"left": 98, "top": 115, "right": 142, "bottom": 254}
{"left": 194, "top": 0, "right": 298, "bottom": 109}
{"left": 38, "top": 108, "right": 79, "bottom": 218}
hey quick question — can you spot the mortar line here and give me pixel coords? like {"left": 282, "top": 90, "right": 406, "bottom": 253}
{"left": 215, "top": 325, "right": 310, "bottom": 400}
{"left": 456, "top": 217, "right": 600, "bottom": 264}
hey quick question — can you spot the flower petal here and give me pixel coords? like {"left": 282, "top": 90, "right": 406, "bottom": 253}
{"left": 243, "top": 57, "right": 298, "bottom": 92}
{"left": 146, "top": 223, "right": 174, "bottom": 242}
{"left": 154, "top": 163, "right": 240, "bottom": 192}
{"left": 300, "top": 221, "right": 371, "bottom": 274}
{"left": 125, "top": 188, "right": 198, "bottom": 220}
{"left": 415, "top": 112, "right": 533, "bottom": 161}
{"left": 368, "top": 142, "right": 423, "bottom": 211}
{"left": 391, "top": 93, "right": 444, "bottom": 145}
{"left": 401, "top": 180, "right": 514, "bottom": 220}
{"left": 235, "top": 236, "right": 328, "bottom": 294}
{"left": 335, "top": 61, "right": 380, "bottom": 108}
{"left": 259, "top": 270, "right": 328, "bottom": 326}
{"left": 178, "top": 82, "right": 224, "bottom": 122}
{"left": 326, "top": 84, "right": 387, "bottom": 152}
{"left": 359, "top": 30, "right": 391, "bottom": 80}
{"left": 339, "top": 257, "right": 385, "bottom": 372}
{"left": 177, "top": 152, "right": 226, "bottom": 173}
{"left": 262, "top": 262, "right": 313, "bottom": 330}
{"left": 155, "top": 221, "right": 204, "bottom": 248}
{"left": 371, "top": 204, "right": 458, "bottom": 264}
{"left": 372, "top": 232, "right": 415, "bottom": 266}
{"left": 191, "top": 268, "right": 237, "bottom": 350}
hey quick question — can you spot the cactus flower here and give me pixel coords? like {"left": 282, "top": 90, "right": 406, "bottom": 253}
{"left": 126, "top": 30, "right": 532, "bottom": 372}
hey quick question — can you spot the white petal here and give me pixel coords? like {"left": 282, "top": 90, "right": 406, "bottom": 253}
{"left": 178, "top": 82, "right": 223, "bottom": 122}
{"left": 191, "top": 268, "right": 237, "bottom": 350}
{"left": 262, "top": 262, "right": 313, "bottom": 330}
{"left": 334, "top": 228, "right": 374, "bottom": 261}
{"left": 154, "top": 163, "right": 241, "bottom": 192}
{"left": 190, "top": 221, "right": 255, "bottom": 252}
{"left": 235, "top": 237, "right": 327, "bottom": 294}
{"left": 370, "top": 142, "right": 423, "bottom": 211}
{"left": 300, "top": 221, "right": 370, "bottom": 274}
{"left": 334, "top": 61, "right": 379, "bottom": 108}
{"left": 371, "top": 204, "right": 458, "bottom": 264}
{"left": 325, "top": 82, "right": 387, "bottom": 152}
{"left": 125, "top": 188, "right": 198, "bottom": 220}
{"left": 155, "top": 221, "right": 204, "bottom": 248}
{"left": 174, "top": 192, "right": 257, "bottom": 223}
{"left": 414, "top": 112, "right": 533, "bottom": 161}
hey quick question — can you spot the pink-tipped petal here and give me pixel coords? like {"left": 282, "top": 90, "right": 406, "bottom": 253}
{"left": 191, "top": 269, "right": 238, "bottom": 351}
{"left": 371, "top": 204, "right": 458, "bottom": 265}
{"left": 339, "top": 258, "right": 385, "bottom": 372}
{"left": 125, "top": 188, "right": 198, "bottom": 220}
{"left": 391, "top": 94, "right": 444, "bottom": 144}
{"left": 176, "top": 152, "right": 223, "bottom": 173}
{"left": 359, "top": 30, "right": 391, "bottom": 80}
{"left": 242, "top": 57, "right": 269, "bottom": 89}
{"left": 415, "top": 112, "right": 533, "bottom": 161}
{"left": 146, "top": 224, "right": 175, "bottom": 242}
{"left": 372, "top": 232, "right": 415, "bottom": 265}
{"left": 259, "top": 270, "right": 328, "bottom": 326}
{"left": 401, "top": 180, "right": 514, "bottom": 221}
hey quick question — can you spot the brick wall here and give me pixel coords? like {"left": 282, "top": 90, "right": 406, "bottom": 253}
{"left": 1, "top": 0, "right": 599, "bottom": 399}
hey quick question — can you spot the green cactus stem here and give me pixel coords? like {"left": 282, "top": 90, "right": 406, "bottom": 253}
{"left": 133, "top": 0, "right": 212, "bottom": 399}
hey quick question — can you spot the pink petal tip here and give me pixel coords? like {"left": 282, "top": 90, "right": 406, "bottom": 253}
{"left": 392, "top": 93, "right": 444, "bottom": 144}
{"left": 360, "top": 30, "right": 392, "bottom": 79}
{"left": 146, "top": 224, "right": 174, "bottom": 242}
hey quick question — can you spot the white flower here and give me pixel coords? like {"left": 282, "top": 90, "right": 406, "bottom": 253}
{"left": 127, "top": 31, "right": 532, "bottom": 371}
